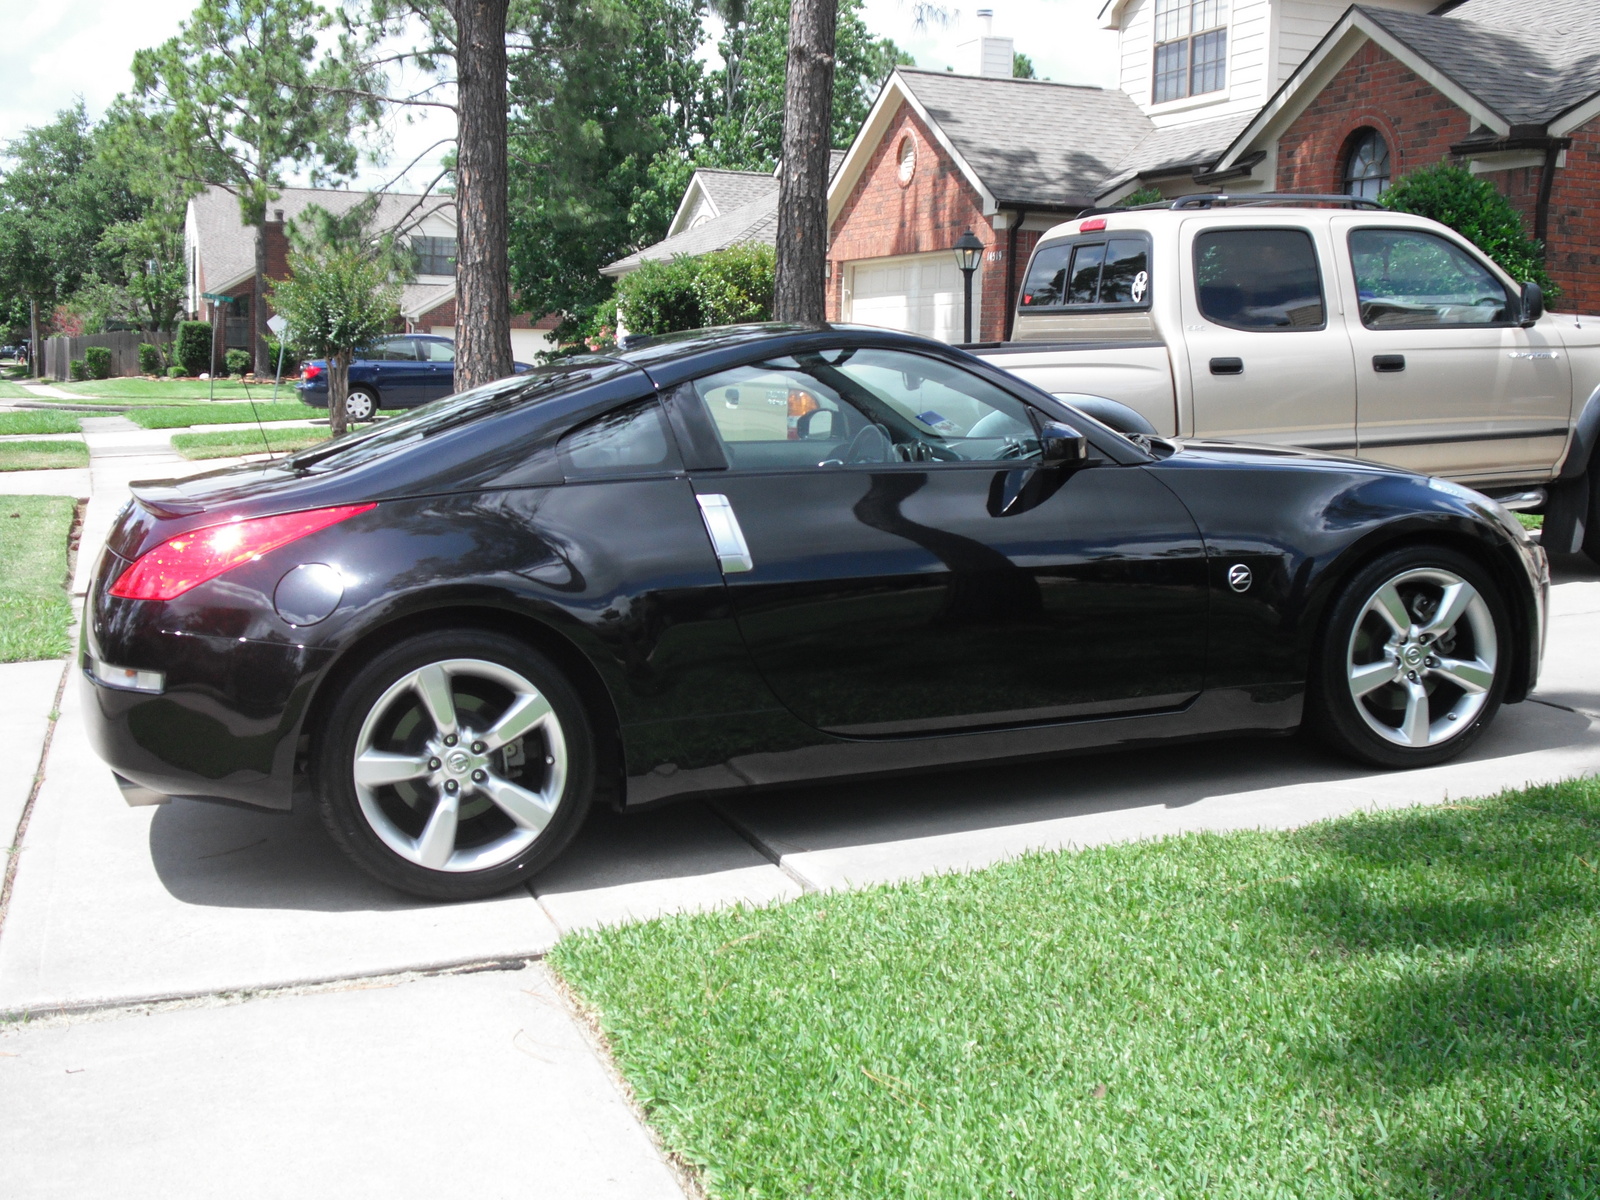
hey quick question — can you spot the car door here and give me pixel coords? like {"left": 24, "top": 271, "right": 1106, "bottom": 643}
{"left": 1180, "top": 219, "right": 1359, "bottom": 452}
{"left": 1333, "top": 219, "right": 1572, "bottom": 484}
{"left": 366, "top": 337, "right": 430, "bottom": 407}
{"left": 667, "top": 345, "right": 1211, "bottom": 737}
{"left": 415, "top": 337, "right": 458, "bottom": 400}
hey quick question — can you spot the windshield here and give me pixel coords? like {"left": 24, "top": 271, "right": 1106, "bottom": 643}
{"left": 287, "top": 359, "right": 623, "bottom": 472}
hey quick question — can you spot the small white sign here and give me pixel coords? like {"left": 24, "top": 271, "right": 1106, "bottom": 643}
{"left": 267, "top": 314, "right": 288, "bottom": 335}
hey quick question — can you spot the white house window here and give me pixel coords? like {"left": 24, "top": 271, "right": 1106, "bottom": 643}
{"left": 412, "top": 236, "right": 457, "bottom": 275}
{"left": 1343, "top": 129, "right": 1391, "bottom": 199}
{"left": 1153, "top": 0, "right": 1229, "bottom": 104}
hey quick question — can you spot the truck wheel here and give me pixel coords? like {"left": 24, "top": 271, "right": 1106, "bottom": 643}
{"left": 1584, "top": 469, "right": 1600, "bottom": 565}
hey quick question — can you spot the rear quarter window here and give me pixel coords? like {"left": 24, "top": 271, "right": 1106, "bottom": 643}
{"left": 1019, "top": 234, "right": 1151, "bottom": 311}
{"left": 1193, "top": 227, "right": 1326, "bottom": 331}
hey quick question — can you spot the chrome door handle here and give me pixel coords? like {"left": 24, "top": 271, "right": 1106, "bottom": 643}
{"left": 695, "top": 493, "right": 753, "bottom": 574}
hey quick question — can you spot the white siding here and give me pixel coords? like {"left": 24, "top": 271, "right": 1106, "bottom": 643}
{"left": 1119, "top": 0, "right": 1439, "bottom": 129}
{"left": 1275, "top": 0, "right": 1435, "bottom": 88}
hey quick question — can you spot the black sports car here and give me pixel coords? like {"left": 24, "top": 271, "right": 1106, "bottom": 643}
{"left": 83, "top": 324, "right": 1549, "bottom": 899}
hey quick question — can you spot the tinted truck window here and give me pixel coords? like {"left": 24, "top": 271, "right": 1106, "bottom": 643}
{"left": 1020, "top": 236, "right": 1150, "bottom": 309}
{"left": 1194, "top": 228, "right": 1325, "bottom": 330}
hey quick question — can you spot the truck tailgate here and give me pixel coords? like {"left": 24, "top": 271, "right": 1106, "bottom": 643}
{"left": 973, "top": 343, "right": 1179, "bottom": 435}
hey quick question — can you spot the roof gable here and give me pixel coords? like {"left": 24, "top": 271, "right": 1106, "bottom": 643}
{"left": 828, "top": 69, "right": 1154, "bottom": 222}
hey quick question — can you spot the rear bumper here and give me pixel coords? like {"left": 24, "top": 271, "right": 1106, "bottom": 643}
{"left": 294, "top": 382, "right": 328, "bottom": 410}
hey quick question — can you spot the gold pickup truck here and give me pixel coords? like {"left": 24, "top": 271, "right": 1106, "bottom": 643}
{"left": 972, "top": 194, "right": 1600, "bottom": 564}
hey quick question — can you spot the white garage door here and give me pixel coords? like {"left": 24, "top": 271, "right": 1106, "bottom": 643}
{"left": 846, "top": 253, "right": 979, "bottom": 344}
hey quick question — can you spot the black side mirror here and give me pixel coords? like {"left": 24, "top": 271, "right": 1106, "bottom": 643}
{"left": 1039, "top": 421, "right": 1088, "bottom": 465}
{"left": 1520, "top": 281, "right": 1545, "bottom": 327}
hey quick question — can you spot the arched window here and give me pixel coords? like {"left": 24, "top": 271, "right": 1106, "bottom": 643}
{"left": 1343, "top": 129, "right": 1391, "bottom": 199}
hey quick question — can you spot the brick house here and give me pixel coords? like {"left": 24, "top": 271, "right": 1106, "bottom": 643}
{"left": 1209, "top": 0, "right": 1600, "bottom": 312}
{"left": 184, "top": 185, "right": 559, "bottom": 366}
{"left": 623, "top": 0, "right": 1600, "bottom": 342}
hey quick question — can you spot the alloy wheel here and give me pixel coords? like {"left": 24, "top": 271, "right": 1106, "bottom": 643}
{"left": 1345, "top": 567, "right": 1498, "bottom": 749}
{"left": 351, "top": 657, "right": 568, "bottom": 872}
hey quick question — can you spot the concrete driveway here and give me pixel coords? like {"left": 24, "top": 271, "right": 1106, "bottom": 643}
{"left": 2, "top": 429, "right": 1597, "bottom": 1196}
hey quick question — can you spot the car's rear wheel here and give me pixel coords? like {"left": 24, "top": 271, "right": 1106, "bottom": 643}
{"left": 313, "top": 630, "right": 594, "bottom": 900}
{"left": 344, "top": 386, "right": 377, "bottom": 423}
{"left": 1310, "top": 546, "right": 1510, "bottom": 769}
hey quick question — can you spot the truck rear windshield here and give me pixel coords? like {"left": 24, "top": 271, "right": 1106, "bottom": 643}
{"left": 1019, "top": 235, "right": 1151, "bottom": 309}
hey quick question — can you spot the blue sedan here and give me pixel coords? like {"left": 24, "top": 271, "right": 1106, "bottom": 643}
{"left": 297, "top": 334, "right": 532, "bottom": 421}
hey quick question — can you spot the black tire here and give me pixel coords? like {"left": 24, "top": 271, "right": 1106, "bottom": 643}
{"left": 313, "top": 629, "right": 595, "bottom": 900}
{"left": 344, "top": 386, "right": 378, "bottom": 423}
{"left": 1308, "top": 545, "right": 1511, "bottom": 769}
{"left": 1583, "top": 470, "right": 1600, "bottom": 566}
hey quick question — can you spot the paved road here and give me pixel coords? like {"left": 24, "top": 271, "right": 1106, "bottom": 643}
{"left": 1, "top": 435, "right": 1596, "bottom": 1197}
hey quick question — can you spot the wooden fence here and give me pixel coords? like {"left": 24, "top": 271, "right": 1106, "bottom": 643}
{"left": 43, "top": 330, "right": 171, "bottom": 381}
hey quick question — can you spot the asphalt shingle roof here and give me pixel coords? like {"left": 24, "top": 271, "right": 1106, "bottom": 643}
{"left": 895, "top": 69, "right": 1152, "bottom": 208}
{"left": 691, "top": 168, "right": 777, "bottom": 216}
{"left": 191, "top": 185, "right": 456, "bottom": 294}
{"left": 1360, "top": 1, "right": 1600, "bottom": 125}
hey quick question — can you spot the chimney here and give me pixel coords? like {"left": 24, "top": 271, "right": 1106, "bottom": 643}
{"left": 959, "top": 9, "right": 1015, "bottom": 78}
{"left": 273, "top": 208, "right": 284, "bottom": 223}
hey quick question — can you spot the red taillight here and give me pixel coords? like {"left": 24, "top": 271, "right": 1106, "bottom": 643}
{"left": 110, "top": 504, "right": 375, "bottom": 601}
{"left": 1079, "top": 217, "right": 1107, "bottom": 232}
{"left": 303, "top": 363, "right": 324, "bottom": 382}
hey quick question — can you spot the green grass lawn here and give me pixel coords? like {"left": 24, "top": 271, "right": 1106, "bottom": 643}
{"left": 0, "top": 496, "right": 76, "bottom": 662}
{"left": 129, "top": 401, "right": 318, "bottom": 429}
{"left": 59, "top": 378, "right": 297, "bottom": 404}
{"left": 553, "top": 778, "right": 1600, "bottom": 1199}
{"left": 172, "top": 427, "right": 329, "bottom": 459}
{"left": 0, "top": 379, "right": 42, "bottom": 399}
{"left": 0, "top": 411, "right": 81, "bottom": 435}
{"left": 0, "top": 440, "right": 89, "bottom": 471}
{"left": 1517, "top": 512, "right": 1544, "bottom": 531}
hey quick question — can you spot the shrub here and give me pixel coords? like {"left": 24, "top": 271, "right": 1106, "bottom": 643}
{"left": 84, "top": 346, "right": 112, "bottom": 380}
{"left": 694, "top": 243, "right": 776, "bottom": 326}
{"left": 69, "top": 359, "right": 89, "bottom": 381}
{"left": 224, "top": 348, "right": 251, "bottom": 376}
{"left": 166, "top": 365, "right": 185, "bottom": 379}
{"left": 616, "top": 255, "right": 702, "bottom": 336}
{"left": 1380, "top": 163, "right": 1559, "bottom": 304}
{"left": 138, "top": 343, "right": 163, "bottom": 375}
{"left": 176, "top": 320, "right": 212, "bottom": 376}
{"left": 1122, "top": 185, "right": 1165, "bottom": 206}
{"left": 263, "top": 335, "right": 300, "bottom": 376}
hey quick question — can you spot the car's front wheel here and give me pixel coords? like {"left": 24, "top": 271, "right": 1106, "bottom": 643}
{"left": 344, "top": 386, "right": 378, "bottom": 422}
{"left": 1310, "top": 546, "right": 1510, "bottom": 769}
{"left": 313, "top": 630, "right": 595, "bottom": 899}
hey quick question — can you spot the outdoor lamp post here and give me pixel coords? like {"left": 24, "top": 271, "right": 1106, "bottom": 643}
{"left": 953, "top": 229, "right": 984, "bottom": 344}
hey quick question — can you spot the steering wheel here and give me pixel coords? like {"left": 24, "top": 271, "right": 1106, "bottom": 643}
{"left": 841, "top": 424, "right": 893, "bottom": 464}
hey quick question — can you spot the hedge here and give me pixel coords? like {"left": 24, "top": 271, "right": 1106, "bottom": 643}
{"left": 138, "top": 343, "right": 164, "bottom": 375}
{"left": 616, "top": 243, "right": 777, "bottom": 337}
{"left": 176, "top": 321, "right": 212, "bottom": 376}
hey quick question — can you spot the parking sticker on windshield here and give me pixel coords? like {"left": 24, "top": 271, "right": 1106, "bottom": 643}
{"left": 916, "top": 410, "right": 958, "bottom": 433}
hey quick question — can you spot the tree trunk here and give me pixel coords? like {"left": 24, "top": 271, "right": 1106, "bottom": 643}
{"left": 450, "top": 0, "right": 513, "bottom": 391}
{"left": 328, "top": 349, "right": 350, "bottom": 439}
{"left": 253, "top": 224, "right": 271, "bottom": 377}
{"left": 28, "top": 297, "right": 40, "bottom": 379}
{"left": 773, "top": 0, "right": 837, "bottom": 323}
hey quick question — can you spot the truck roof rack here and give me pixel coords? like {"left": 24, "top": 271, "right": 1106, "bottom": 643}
{"left": 1077, "top": 193, "right": 1384, "bottom": 217}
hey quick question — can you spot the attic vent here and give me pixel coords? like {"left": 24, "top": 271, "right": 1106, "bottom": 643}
{"left": 897, "top": 137, "right": 917, "bottom": 186}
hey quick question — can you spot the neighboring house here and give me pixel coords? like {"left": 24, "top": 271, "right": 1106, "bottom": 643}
{"left": 600, "top": 153, "right": 845, "bottom": 280}
{"left": 624, "top": 0, "right": 1600, "bottom": 343}
{"left": 184, "top": 185, "right": 559, "bottom": 365}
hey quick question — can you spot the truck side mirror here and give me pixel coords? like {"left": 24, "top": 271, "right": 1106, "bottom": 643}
{"left": 1520, "top": 281, "right": 1545, "bottom": 327}
{"left": 1039, "top": 422, "right": 1088, "bottom": 465}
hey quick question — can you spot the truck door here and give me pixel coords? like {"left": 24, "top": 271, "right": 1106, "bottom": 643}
{"left": 1180, "top": 219, "right": 1358, "bottom": 452}
{"left": 1331, "top": 218, "right": 1571, "bottom": 484}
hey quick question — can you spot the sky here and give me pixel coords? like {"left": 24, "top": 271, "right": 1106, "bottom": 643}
{"left": 0, "top": 0, "right": 1118, "bottom": 194}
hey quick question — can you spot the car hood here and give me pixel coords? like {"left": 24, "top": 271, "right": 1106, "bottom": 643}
{"left": 1156, "top": 437, "right": 1403, "bottom": 475}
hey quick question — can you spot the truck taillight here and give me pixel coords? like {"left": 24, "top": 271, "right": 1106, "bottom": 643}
{"left": 109, "top": 504, "right": 374, "bottom": 601}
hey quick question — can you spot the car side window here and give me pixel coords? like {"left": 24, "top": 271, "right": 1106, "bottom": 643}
{"left": 368, "top": 338, "right": 419, "bottom": 361}
{"left": 557, "top": 398, "right": 681, "bottom": 481}
{"left": 1348, "top": 228, "right": 1513, "bottom": 328}
{"left": 1194, "top": 228, "right": 1326, "bottom": 331}
{"left": 419, "top": 340, "right": 455, "bottom": 363}
{"left": 688, "top": 348, "right": 1040, "bottom": 471}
